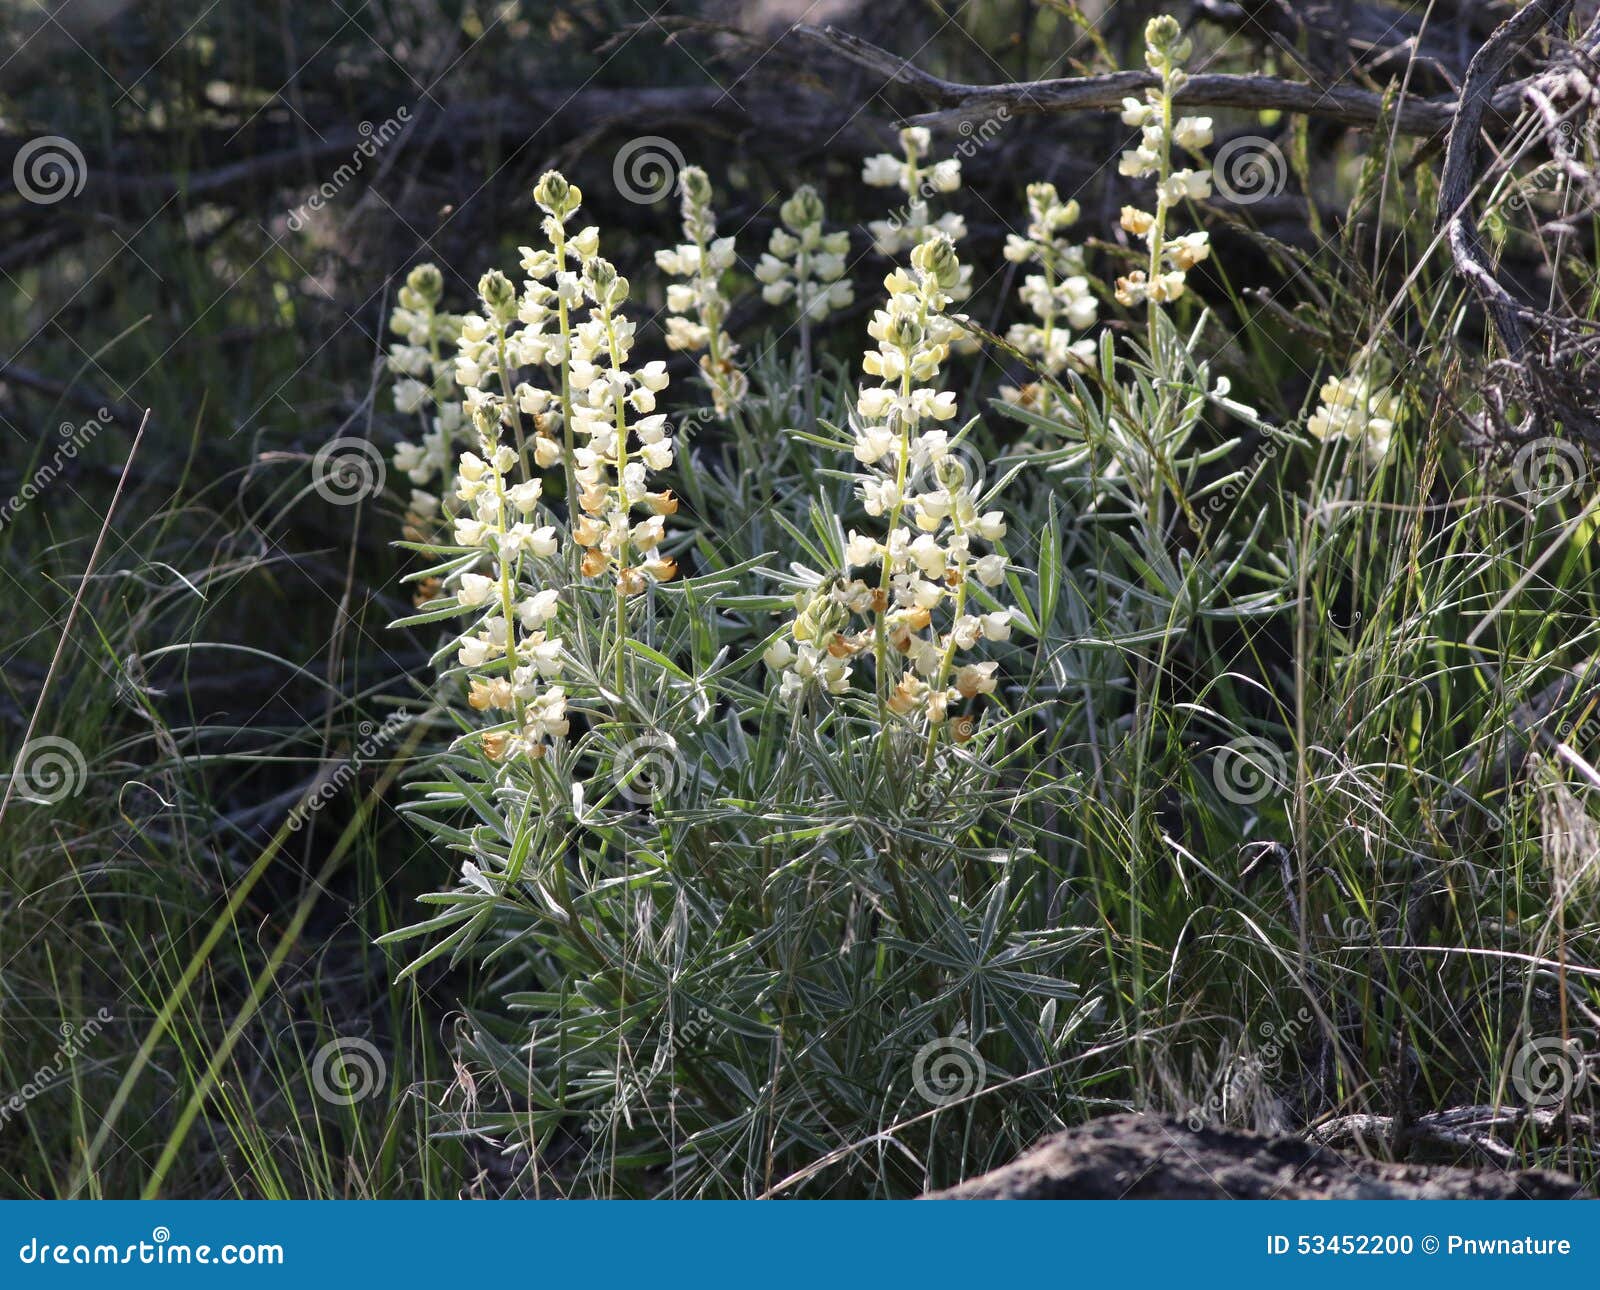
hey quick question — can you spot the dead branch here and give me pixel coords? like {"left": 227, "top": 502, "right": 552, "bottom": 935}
{"left": 793, "top": 22, "right": 1528, "bottom": 136}
{"left": 1438, "top": 1, "right": 1600, "bottom": 442}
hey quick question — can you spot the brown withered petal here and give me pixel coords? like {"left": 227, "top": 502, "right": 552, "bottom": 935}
{"left": 887, "top": 676, "right": 921, "bottom": 715}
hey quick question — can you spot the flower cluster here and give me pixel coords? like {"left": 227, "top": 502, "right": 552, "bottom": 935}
{"left": 390, "top": 263, "right": 466, "bottom": 499}
{"left": 1001, "top": 182, "right": 1098, "bottom": 408}
{"left": 452, "top": 398, "right": 569, "bottom": 760}
{"left": 450, "top": 174, "right": 600, "bottom": 492}
{"left": 765, "top": 235, "right": 1012, "bottom": 727}
{"left": 656, "top": 166, "right": 747, "bottom": 416}
{"left": 1307, "top": 367, "right": 1396, "bottom": 465}
{"left": 1114, "top": 17, "right": 1213, "bottom": 308}
{"left": 568, "top": 255, "right": 680, "bottom": 595}
{"left": 862, "top": 128, "right": 971, "bottom": 300}
{"left": 755, "top": 185, "right": 854, "bottom": 323}
{"left": 433, "top": 173, "right": 615, "bottom": 761}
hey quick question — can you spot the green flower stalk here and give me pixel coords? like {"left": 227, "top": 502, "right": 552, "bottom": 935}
{"left": 656, "top": 166, "right": 746, "bottom": 417}
{"left": 1115, "top": 16, "right": 1214, "bottom": 350}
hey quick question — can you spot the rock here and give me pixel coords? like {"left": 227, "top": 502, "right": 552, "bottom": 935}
{"left": 930, "top": 1113, "right": 1583, "bottom": 1199}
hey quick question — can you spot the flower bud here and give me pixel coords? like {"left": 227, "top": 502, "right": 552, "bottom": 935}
{"left": 405, "top": 263, "right": 443, "bottom": 304}
{"left": 885, "top": 313, "right": 924, "bottom": 350}
{"left": 780, "top": 185, "right": 825, "bottom": 233}
{"left": 533, "top": 170, "right": 577, "bottom": 217}
{"left": 478, "top": 269, "right": 516, "bottom": 322}
{"left": 586, "top": 257, "right": 611, "bottom": 288}
{"left": 1145, "top": 15, "right": 1182, "bottom": 53}
{"left": 911, "top": 235, "right": 961, "bottom": 290}
{"left": 679, "top": 165, "right": 713, "bottom": 208}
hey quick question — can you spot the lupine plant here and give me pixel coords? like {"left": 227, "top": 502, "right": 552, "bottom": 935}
{"left": 862, "top": 126, "right": 972, "bottom": 300}
{"left": 1000, "top": 182, "right": 1099, "bottom": 415}
{"left": 657, "top": 165, "right": 747, "bottom": 417}
{"left": 371, "top": 21, "right": 1270, "bottom": 1197}
{"left": 360, "top": 14, "right": 1600, "bottom": 1197}
{"left": 755, "top": 184, "right": 853, "bottom": 416}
